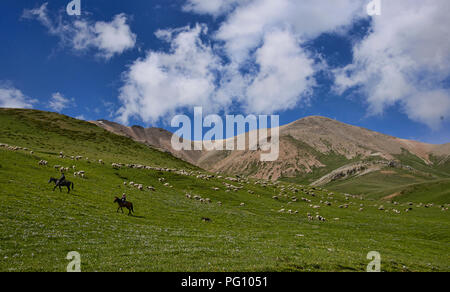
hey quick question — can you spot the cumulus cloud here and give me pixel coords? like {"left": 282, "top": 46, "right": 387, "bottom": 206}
{"left": 22, "top": 3, "right": 136, "bottom": 59}
{"left": 117, "top": 24, "right": 223, "bottom": 124}
{"left": 334, "top": 0, "right": 450, "bottom": 129}
{"left": 183, "top": 0, "right": 249, "bottom": 16}
{"left": 245, "top": 29, "right": 315, "bottom": 113}
{"left": 0, "top": 83, "right": 36, "bottom": 109}
{"left": 215, "top": 0, "right": 364, "bottom": 64}
{"left": 118, "top": 1, "right": 365, "bottom": 124}
{"left": 49, "top": 92, "right": 73, "bottom": 112}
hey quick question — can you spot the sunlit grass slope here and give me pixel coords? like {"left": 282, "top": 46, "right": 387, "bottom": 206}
{"left": 0, "top": 109, "right": 449, "bottom": 272}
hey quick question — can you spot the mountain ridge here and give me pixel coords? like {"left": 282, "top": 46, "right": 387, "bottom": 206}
{"left": 92, "top": 116, "right": 450, "bottom": 184}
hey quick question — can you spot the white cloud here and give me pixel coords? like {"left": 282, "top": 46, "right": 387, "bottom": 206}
{"left": 117, "top": 24, "right": 223, "bottom": 124}
{"left": 0, "top": 83, "right": 36, "bottom": 109}
{"left": 334, "top": 0, "right": 450, "bottom": 129}
{"left": 23, "top": 3, "right": 136, "bottom": 60}
{"left": 215, "top": 0, "right": 365, "bottom": 64}
{"left": 245, "top": 29, "right": 315, "bottom": 113}
{"left": 183, "top": 0, "right": 249, "bottom": 16}
{"left": 404, "top": 90, "right": 450, "bottom": 130}
{"left": 49, "top": 92, "right": 73, "bottom": 112}
{"left": 117, "top": 1, "right": 365, "bottom": 124}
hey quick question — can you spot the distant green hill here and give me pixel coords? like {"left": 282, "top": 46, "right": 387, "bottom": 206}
{"left": 311, "top": 151, "right": 450, "bottom": 202}
{"left": 0, "top": 108, "right": 449, "bottom": 272}
{"left": 0, "top": 108, "right": 196, "bottom": 170}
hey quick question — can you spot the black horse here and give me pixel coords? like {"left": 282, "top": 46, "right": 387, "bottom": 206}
{"left": 48, "top": 177, "right": 74, "bottom": 193}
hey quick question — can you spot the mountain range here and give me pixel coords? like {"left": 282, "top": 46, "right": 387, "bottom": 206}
{"left": 92, "top": 116, "right": 450, "bottom": 198}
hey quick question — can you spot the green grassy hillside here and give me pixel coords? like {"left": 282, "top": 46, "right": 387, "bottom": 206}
{"left": 319, "top": 152, "right": 450, "bottom": 202}
{"left": 392, "top": 179, "right": 450, "bottom": 204}
{"left": 0, "top": 108, "right": 195, "bottom": 170}
{"left": 0, "top": 109, "right": 449, "bottom": 272}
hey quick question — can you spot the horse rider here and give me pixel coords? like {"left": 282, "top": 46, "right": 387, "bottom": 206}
{"left": 121, "top": 193, "right": 127, "bottom": 203}
{"left": 59, "top": 173, "right": 66, "bottom": 184}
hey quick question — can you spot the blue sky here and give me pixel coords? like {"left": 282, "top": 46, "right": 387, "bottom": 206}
{"left": 0, "top": 0, "right": 449, "bottom": 144}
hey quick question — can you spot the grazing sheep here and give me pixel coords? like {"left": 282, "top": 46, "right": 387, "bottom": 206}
{"left": 74, "top": 171, "right": 86, "bottom": 178}
{"left": 316, "top": 215, "right": 326, "bottom": 222}
{"left": 240, "top": 203, "right": 245, "bottom": 206}
{"left": 38, "top": 160, "right": 48, "bottom": 166}
{"left": 112, "top": 163, "right": 122, "bottom": 169}
{"left": 186, "top": 194, "right": 192, "bottom": 199}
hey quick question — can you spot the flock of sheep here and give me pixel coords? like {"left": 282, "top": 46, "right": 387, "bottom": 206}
{"left": 2, "top": 141, "right": 449, "bottom": 220}
{"left": 66, "top": 154, "right": 450, "bottom": 218}
{"left": 0, "top": 143, "right": 34, "bottom": 155}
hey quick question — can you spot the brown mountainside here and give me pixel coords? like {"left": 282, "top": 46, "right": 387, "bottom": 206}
{"left": 92, "top": 117, "right": 449, "bottom": 181}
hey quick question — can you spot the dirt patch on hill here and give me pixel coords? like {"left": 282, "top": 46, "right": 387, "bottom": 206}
{"left": 382, "top": 192, "right": 402, "bottom": 200}
{"left": 380, "top": 170, "right": 397, "bottom": 175}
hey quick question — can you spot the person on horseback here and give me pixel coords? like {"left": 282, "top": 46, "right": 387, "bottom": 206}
{"left": 59, "top": 173, "right": 66, "bottom": 183}
{"left": 121, "top": 193, "right": 127, "bottom": 203}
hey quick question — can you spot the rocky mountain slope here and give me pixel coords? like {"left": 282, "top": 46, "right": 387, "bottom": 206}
{"left": 93, "top": 116, "right": 450, "bottom": 184}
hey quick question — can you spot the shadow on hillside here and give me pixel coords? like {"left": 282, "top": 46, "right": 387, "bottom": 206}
{"left": 131, "top": 215, "right": 145, "bottom": 219}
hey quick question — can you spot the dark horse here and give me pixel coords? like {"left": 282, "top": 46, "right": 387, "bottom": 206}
{"left": 114, "top": 197, "right": 134, "bottom": 215}
{"left": 49, "top": 177, "right": 74, "bottom": 193}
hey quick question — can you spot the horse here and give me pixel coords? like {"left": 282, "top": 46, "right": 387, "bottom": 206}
{"left": 114, "top": 197, "right": 134, "bottom": 215}
{"left": 48, "top": 177, "right": 74, "bottom": 194}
